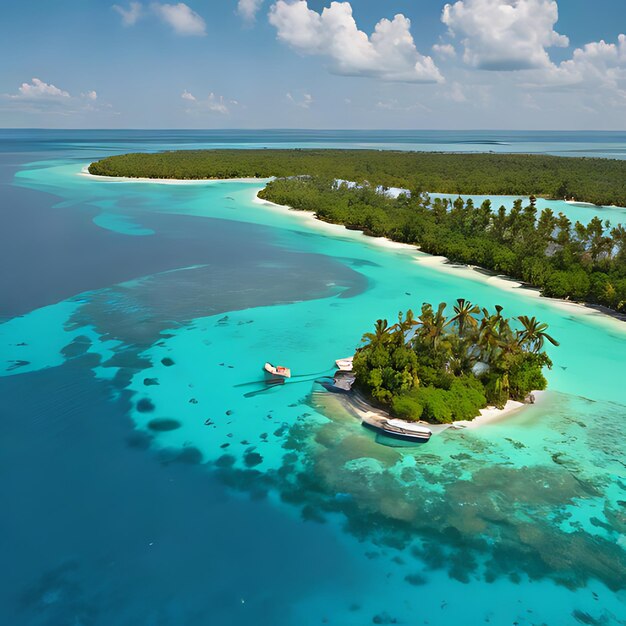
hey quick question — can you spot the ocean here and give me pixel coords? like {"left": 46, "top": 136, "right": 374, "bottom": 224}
{"left": 1, "top": 129, "right": 625, "bottom": 625}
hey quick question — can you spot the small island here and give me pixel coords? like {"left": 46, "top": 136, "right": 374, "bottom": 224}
{"left": 350, "top": 299, "right": 558, "bottom": 425}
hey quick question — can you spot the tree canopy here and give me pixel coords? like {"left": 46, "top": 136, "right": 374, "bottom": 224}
{"left": 89, "top": 149, "right": 626, "bottom": 313}
{"left": 353, "top": 301, "right": 557, "bottom": 424}
{"left": 89, "top": 149, "right": 626, "bottom": 206}
{"left": 260, "top": 178, "right": 626, "bottom": 314}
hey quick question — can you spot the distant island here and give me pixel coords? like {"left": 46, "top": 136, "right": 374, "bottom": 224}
{"left": 88, "top": 149, "right": 626, "bottom": 206}
{"left": 353, "top": 300, "right": 557, "bottom": 424}
{"left": 88, "top": 150, "right": 626, "bottom": 314}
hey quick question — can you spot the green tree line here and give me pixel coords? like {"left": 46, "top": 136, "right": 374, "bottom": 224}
{"left": 89, "top": 149, "right": 626, "bottom": 206}
{"left": 259, "top": 178, "right": 626, "bottom": 313}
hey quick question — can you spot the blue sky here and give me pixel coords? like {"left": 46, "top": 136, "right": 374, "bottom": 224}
{"left": 1, "top": 0, "right": 625, "bottom": 129}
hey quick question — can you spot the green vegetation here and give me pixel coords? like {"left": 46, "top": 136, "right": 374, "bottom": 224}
{"left": 89, "top": 149, "right": 626, "bottom": 313}
{"left": 88, "top": 149, "right": 626, "bottom": 206}
{"left": 260, "top": 179, "right": 626, "bottom": 313}
{"left": 353, "top": 301, "right": 558, "bottom": 424}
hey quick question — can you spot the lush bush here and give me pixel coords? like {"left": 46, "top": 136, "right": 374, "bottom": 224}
{"left": 355, "top": 303, "right": 557, "bottom": 424}
{"left": 393, "top": 378, "right": 487, "bottom": 425}
{"left": 391, "top": 393, "right": 424, "bottom": 421}
{"left": 412, "top": 387, "right": 453, "bottom": 424}
{"left": 447, "top": 378, "right": 488, "bottom": 421}
{"left": 508, "top": 353, "right": 550, "bottom": 401}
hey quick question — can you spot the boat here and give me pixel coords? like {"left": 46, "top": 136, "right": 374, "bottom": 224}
{"left": 264, "top": 362, "right": 291, "bottom": 379}
{"left": 335, "top": 357, "right": 354, "bottom": 371}
{"left": 362, "top": 418, "right": 432, "bottom": 443}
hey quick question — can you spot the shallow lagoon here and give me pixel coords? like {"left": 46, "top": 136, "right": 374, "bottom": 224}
{"left": 1, "top": 132, "right": 625, "bottom": 625}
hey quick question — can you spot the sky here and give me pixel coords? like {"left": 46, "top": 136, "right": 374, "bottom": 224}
{"left": 1, "top": 0, "right": 625, "bottom": 129}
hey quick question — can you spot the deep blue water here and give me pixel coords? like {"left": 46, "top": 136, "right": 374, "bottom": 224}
{"left": 1, "top": 130, "right": 625, "bottom": 626}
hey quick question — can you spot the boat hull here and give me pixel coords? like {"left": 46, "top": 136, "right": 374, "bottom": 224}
{"left": 362, "top": 421, "right": 431, "bottom": 443}
{"left": 263, "top": 362, "right": 291, "bottom": 379}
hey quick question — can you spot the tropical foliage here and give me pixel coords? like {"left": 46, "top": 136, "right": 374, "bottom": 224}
{"left": 89, "top": 150, "right": 626, "bottom": 313}
{"left": 88, "top": 149, "right": 626, "bottom": 206}
{"left": 260, "top": 179, "right": 626, "bottom": 314}
{"left": 353, "top": 301, "right": 558, "bottom": 424}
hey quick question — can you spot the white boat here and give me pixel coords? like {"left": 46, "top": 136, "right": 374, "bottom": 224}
{"left": 264, "top": 362, "right": 291, "bottom": 379}
{"left": 362, "top": 418, "right": 432, "bottom": 442}
{"left": 335, "top": 357, "right": 354, "bottom": 371}
{"left": 386, "top": 419, "right": 432, "bottom": 438}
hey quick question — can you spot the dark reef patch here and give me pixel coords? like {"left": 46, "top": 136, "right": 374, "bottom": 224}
{"left": 136, "top": 398, "right": 155, "bottom": 413}
{"left": 244, "top": 451, "right": 263, "bottom": 468}
{"left": 61, "top": 335, "right": 92, "bottom": 358}
{"left": 205, "top": 392, "right": 626, "bottom": 594}
{"left": 147, "top": 418, "right": 180, "bottom": 431}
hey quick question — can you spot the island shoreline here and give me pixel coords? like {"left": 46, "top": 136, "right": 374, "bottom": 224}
{"left": 333, "top": 387, "right": 546, "bottom": 434}
{"left": 81, "top": 164, "right": 626, "bottom": 330}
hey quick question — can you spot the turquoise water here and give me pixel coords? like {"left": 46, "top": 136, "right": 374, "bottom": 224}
{"left": 1, "top": 132, "right": 625, "bottom": 625}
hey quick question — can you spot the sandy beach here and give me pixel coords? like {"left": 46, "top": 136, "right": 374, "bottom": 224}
{"left": 81, "top": 164, "right": 626, "bottom": 334}
{"left": 252, "top": 193, "right": 626, "bottom": 333}
{"left": 335, "top": 387, "right": 542, "bottom": 433}
{"left": 80, "top": 166, "right": 271, "bottom": 185}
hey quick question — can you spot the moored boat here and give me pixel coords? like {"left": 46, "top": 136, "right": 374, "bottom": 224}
{"left": 335, "top": 357, "right": 354, "bottom": 371}
{"left": 363, "top": 418, "right": 432, "bottom": 443}
{"left": 264, "top": 362, "right": 291, "bottom": 379}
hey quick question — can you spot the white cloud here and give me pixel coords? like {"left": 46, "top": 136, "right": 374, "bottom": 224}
{"left": 113, "top": 2, "right": 143, "bottom": 26}
{"left": 432, "top": 43, "right": 456, "bottom": 59}
{"left": 442, "top": 0, "right": 568, "bottom": 70}
{"left": 268, "top": 1, "right": 443, "bottom": 83}
{"left": 237, "top": 0, "right": 264, "bottom": 22}
{"left": 205, "top": 93, "right": 230, "bottom": 114}
{"left": 375, "top": 99, "right": 432, "bottom": 113}
{"left": 182, "top": 90, "right": 234, "bottom": 114}
{"left": 548, "top": 34, "right": 626, "bottom": 89}
{"left": 152, "top": 3, "right": 206, "bottom": 36}
{"left": 2, "top": 79, "right": 111, "bottom": 116}
{"left": 10, "top": 78, "right": 70, "bottom": 100}
{"left": 286, "top": 92, "right": 313, "bottom": 108}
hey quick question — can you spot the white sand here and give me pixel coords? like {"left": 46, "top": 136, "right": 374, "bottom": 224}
{"left": 453, "top": 390, "right": 548, "bottom": 429}
{"left": 338, "top": 387, "right": 544, "bottom": 433}
{"left": 451, "top": 400, "right": 525, "bottom": 430}
{"left": 82, "top": 164, "right": 626, "bottom": 333}
{"left": 253, "top": 194, "right": 626, "bottom": 332}
{"left": 80, "top": 165, "right": 271, "bottom": 185}
{"left": 565, "top": 200, "right": 596, "bottom": 207}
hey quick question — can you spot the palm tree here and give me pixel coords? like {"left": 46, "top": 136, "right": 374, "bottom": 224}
{"left": 516, "top": 316, "right": 559, "bottom": 353}
{"left": 477, "top": 305, "right": 511, "bottom": 363}
{"left": 477, "top": 316, "right": 497, "bottom": 362}
{"left": 431, "top": 302, "right": 449, "bottom": 351}
{"left": 393, "top": 309, "right": 418, "bottom": 345}
{"left": 450, "top": 298, "right": 480, "bottom": 338}
{"left": 361, "top": 319, "right": 392, "bottom": 349}
{"left": 416, "top": 302, "right": 449, "bottom": 351}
